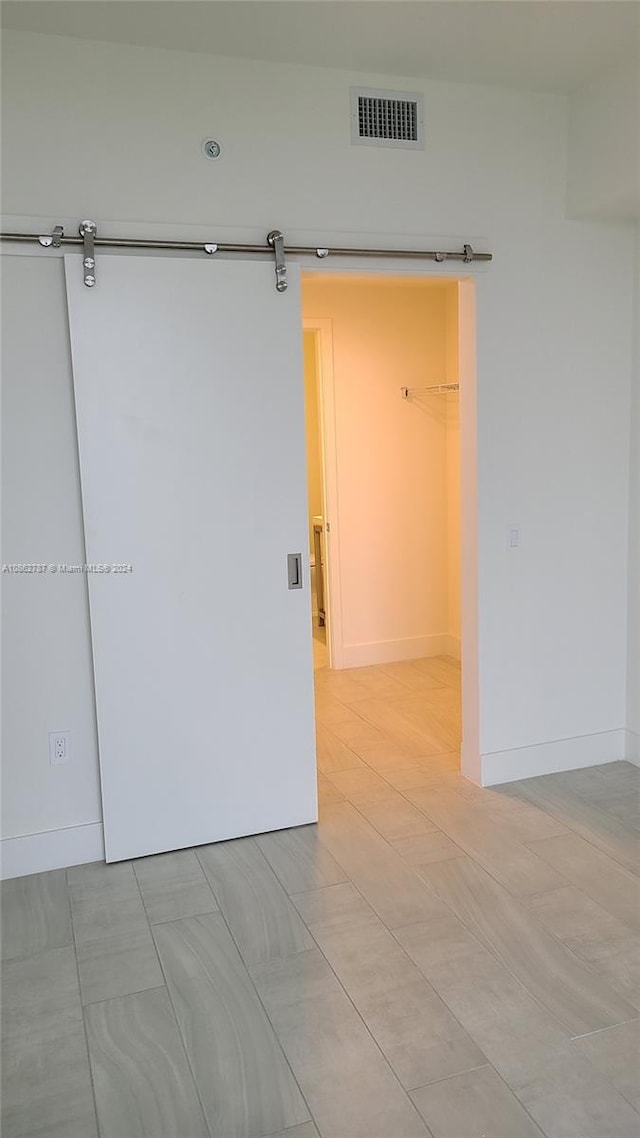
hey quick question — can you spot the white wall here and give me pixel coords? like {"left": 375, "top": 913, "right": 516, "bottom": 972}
{"left": 303, "top": 330, "right": 324, "bottom": 556}
{"left": 1, "top": 30, "right": 636, "bottom": 871}
{"left": 302, "top": 277, "right": 458, "bottom": 667}
{"left": 1, "top": 255, "right": 104, "bottom": 874}
{"left": 567, "top": 61, "right": 640, "bottom": 221}
{"left": 628, "top": 225, "right": 640, "bottom": 763}
{"left": 444, "top": 286, "right": 461, "bottom": 643}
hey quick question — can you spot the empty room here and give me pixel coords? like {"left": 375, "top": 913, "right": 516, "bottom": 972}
{"left": 1, "top": 3, "right": 639, "bottom": 1137}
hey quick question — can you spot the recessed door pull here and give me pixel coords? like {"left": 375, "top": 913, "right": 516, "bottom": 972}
{"left": 287, "top": 553, "right": 303, "bottom": 589}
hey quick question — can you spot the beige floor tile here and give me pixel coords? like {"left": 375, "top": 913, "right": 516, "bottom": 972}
{"left": 316, "top": 725, "right": 364, "bottom": 773}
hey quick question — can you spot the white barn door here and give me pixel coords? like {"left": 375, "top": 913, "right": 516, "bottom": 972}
{"left": 65, "top": 255, "right": 317, "bottom": 862}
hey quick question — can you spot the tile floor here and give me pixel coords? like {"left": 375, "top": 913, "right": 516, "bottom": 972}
{"left": 2, "top": 649, "right": 639, "bottom": 1137}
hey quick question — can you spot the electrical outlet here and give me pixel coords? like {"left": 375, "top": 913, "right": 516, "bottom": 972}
{"left": 507, "top": 524, "right": 521, "bottom": 550}
{"left": 49, "top": 731, "right": 70, "bottom": 765}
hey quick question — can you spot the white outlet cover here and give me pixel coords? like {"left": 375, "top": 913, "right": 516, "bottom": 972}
{"left": 49, "top": 731, "right": 70, "bottom": 765}
{"left": 507, "top": 524, "right": 521, "bottom": 549}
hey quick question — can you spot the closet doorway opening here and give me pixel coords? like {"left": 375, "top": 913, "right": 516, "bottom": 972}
{"left": 302, "top": 273, "right": 477, "bottom": 783}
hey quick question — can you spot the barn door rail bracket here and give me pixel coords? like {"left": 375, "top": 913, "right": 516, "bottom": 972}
{"left": 38, "top": 225, "right": 64, "bottom": 248}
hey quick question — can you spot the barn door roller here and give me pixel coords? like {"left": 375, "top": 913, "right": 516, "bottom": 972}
{"left": 79, "top": 220, "right": 97, "bottom": 287}
{"left": 267, "top": 229, "right": 288, "bottom": 293}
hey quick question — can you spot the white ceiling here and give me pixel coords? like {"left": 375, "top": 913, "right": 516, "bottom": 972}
{"left": 2, "top": 1, "right": 638, "bottom": 94}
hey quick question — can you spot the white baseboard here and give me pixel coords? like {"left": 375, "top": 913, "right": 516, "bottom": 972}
{"left": 481, "top": 728, "right": 626, "bottom": 786}
{"left": 1, "top": 822, "right": 104, "bottom": 879}
{"left": 625, "top": 729, "right": 640, "bottom": 767}
{"left": 443, "top": 634, "right": 461, "bottom": 660}
{"left": 341, "top": 634, "right": 456, "bottom": 669}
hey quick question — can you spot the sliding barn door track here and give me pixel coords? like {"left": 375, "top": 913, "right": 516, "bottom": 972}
{"left": 1, "top": 221, "right": 492, "bottom": 292}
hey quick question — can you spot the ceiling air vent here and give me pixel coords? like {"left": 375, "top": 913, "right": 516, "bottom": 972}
{"left": 350, "top": 87, "right": 425, "bottom": 150}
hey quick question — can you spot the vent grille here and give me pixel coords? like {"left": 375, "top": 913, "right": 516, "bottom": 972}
{"left": 351, "top": 87, "right": 424, "bottom": 150}
{"left": 358, "top": 96, "right": 418, "bottom": 142}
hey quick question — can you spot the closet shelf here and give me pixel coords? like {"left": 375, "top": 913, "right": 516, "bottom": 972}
{"left": 400, "top": 383, "right": 459, "bottom": 399}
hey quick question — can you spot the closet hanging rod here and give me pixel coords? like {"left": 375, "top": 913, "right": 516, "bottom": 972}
{"left": 401, "top": 383, "right": 460, "bottom": 398}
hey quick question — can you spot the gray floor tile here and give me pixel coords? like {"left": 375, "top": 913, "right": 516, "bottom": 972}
{"left": 411, "top": 1064, "right": 544, "bottom": 1137}
{"left": 197, "top": 837, "right": 313, "bottom": 965}
{"left": 527, "top": 832, "right": 640, "bottom": 928}
{"left": 256, "top": 824, "right": 347, "bottom": 895}
{"left": 259, "top": 1125, "right": 319, "bottom": 1138}
{"left": 4, "top": 664, "right": 638, "bottom": 1138}
{"left": 574, "top": 1019, "right": 640, "bottom": 1112}
{"left": 293, "top": 881, "right": 486, "bottom": 1090}
{"left": 316, "top": 801, "right": 447, "bottom": 929}
{"left": 1, "top": 946, "right": 97, "bottom": 1138}
{"left": 420, "top": 854, "right": 636, "bottom": 1036}
{"left": 482, "top": 787, "right": 569, "bottom": 842}
{"left": 251, "top": 947, "right": 430, "bottom": 1138}
{"left": 508, "top": 770, "right": 640, "bottom": 874}
{"left": 405, "top": 786, "right": 567, "bottom": 896}
{"left": 1, "top": 869, "right": 72, "bottom": 960}
{"left": 133, "top": 849, "right": 218, "bottom": 924}
{"left": 85, "top": 987, "right": 209, "bottom": 1138}
{"left": 390, "top": 829, "right": 463, "bottom": 866}
{"left": 154, "top": 913, "right": 309, "bottom": 1138}
{"left": 68, "top": 861, "right": 163, "bottom": 1004}
{"left": 582, "top": 763, "right": 640, "bottom": 827}
{"left": 397, "top": 915, "right": 640, "bottom": 1138}
{"left": 353, "top": 793, "right": 440, "bottom": 843}
{"left": 524, "top": 884, "right": 640, "bottom": 1008}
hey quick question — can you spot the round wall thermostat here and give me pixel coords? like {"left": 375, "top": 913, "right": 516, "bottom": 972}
{"left": 202, "top": 138, "right": 222, "bottom": 160}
